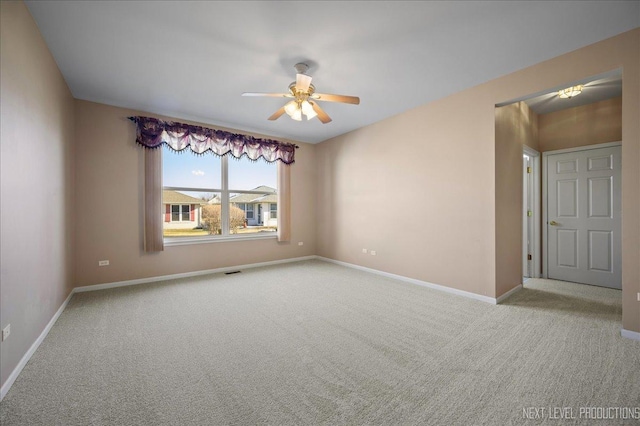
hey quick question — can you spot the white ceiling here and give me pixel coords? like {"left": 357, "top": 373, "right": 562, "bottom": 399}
{"left": 25, "top": 1, "right": 639, "bottom": 144}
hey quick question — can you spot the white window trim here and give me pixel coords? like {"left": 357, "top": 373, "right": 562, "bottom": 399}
{"left": 164, "top": 233, "right": 277, "bottom": 246}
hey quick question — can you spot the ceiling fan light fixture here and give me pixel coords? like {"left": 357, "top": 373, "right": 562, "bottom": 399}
{"left": 290, "top": 108, "right": 302, "bottom": 121}
{"left": 284, "top": 100, "right": 298, "bottom": 117}
{"left": 301, "top": 101, "right": 317, "bottom": 120}
{"left": 558, "top": 85, "right": 583, "bottom": 99}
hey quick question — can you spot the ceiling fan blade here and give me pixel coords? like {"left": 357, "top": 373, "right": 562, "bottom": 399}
{"left": 296, "top": 74, "right": 312, "bottom": 92}
{"left": 268, "top": 106, "right": 287, "bottom": 121}
{"left": 312, "top": 93, "right": 360, "bottom": 105}
{"left": 310, "top": 101, "right": 332, "bottom": 124}
{"left": 242, "top": 92, "right": 292, "bottom": 98}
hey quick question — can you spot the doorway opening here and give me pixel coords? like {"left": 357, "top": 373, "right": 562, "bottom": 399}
{"left": 496, "top": 69, "right": 622, "bottom": 289}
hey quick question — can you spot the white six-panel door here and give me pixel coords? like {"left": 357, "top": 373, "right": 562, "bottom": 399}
{"left": 546, "top": 145, "right": 621, "bottom": 289}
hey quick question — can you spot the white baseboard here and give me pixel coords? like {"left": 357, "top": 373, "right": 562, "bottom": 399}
{"left": 74, "top": 255, "right": 318, "bottom": 293}
{"left": 496, "top": 284, "right": 523, "bottom": 303}
{"left": 316, "top": 256, "right": 499, "bottom": 304}
{"left": 0, "top": 289, "right": 74, "bottom": 401}
{"left": 621, "top": 329, "right": 640, "bottom": 342}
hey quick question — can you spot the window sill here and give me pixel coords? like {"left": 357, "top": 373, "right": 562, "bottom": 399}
{"left": 164, "top": 233, "right": 277, "bottom": 247}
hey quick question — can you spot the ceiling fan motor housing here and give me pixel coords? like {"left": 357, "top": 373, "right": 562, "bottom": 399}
{"left": 293, "top": 62, "right": 310, "bottom": 75}
{"left": 289, "top": 82, "right": 315, "bottom": 98}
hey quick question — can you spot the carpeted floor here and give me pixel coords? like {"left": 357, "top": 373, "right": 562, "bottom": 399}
{"left": 1, "top": 260, "right": 638, "bottom": 425}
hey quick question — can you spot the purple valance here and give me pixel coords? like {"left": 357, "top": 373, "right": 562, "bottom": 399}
{"left": 128, "top": 116, "right": 296, "bottom": 164}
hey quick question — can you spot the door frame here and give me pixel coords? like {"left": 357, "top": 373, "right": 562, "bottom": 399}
{"left": 523, "top": 146, "right": 541, "bottom": 280}
{"left": 542, "top": 141, "right": 622, "bottom": 279}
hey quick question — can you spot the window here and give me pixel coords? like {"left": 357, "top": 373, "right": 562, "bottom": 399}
{"left": 270, "top": 203, "right": 277, "bottom": 219}
{"left": 162, "top": 146, "right": 277, "bottom": 240}
{"left": 171, "top": 204, "right": 190, "bottom": 222}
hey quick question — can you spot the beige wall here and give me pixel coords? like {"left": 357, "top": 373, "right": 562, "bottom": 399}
{"left": 316, "top": 29, "right": 640, "bottom": 332}
{"left": 496, "top": 102, "right": 540, "bottom": 153}
{"left": 0, "top": 1, "right": 76, "bottom": 388}
{"left": 539, "top": 96, "right": 622, "bottom": 152}
{"left": 495, "top": 102, "right": 539, "bottom": 296}
{"left": 74, "top": 101, "right": 317, "bottom": 286}
{"left": 316, "top": 86, "right": 498, "bottom": 298}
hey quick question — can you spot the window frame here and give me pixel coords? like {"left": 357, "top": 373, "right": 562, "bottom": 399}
{"left": 270, "top": 203, "right": 277, "bottom": 219}
{"left": 163, "top": 154, "right": 277, "bottom": 245}
{"left": 171, "top": 204, "right": 180, "bottom": 222}
{"left": 170, "top": 204, "right": 191, "bottom": 222}
{"left": 245, "top": 203, "right": 254, "bottom": 219}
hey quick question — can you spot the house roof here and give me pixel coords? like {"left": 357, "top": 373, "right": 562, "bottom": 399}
{"left": 251, "top": 186, "right": 276, "bottom": 193}
{"left": 230, "top": 194, "right": 277, "bottom": 204}
{"left": 229, "top": 194, "right": 259, "bottom": 204}
{"left": 230, "top": 186, "right": 278, "bottom": 204}
{"left": 162, "top": 190, "right": 207, "bottom": 205}
{"left": 256, "top": 194, "right": 277, "bottom": 203}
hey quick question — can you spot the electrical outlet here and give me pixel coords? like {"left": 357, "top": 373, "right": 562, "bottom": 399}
{"left": 298, "top": 242, "right": 304, "bottom": 246}
{"left": 98, "top": 260, "right": 109, "bottom": 266}
{"left": 370, "top": 250, "right": 376, "bottom": 256}
{"left": 2, "top": 324, "right": 10, "bottom": 341}
{"left": 362, "top": 248, "right": 368, "bottom": 254}
{"left": 637, "top": 292, "right": 640, "bottom": 302}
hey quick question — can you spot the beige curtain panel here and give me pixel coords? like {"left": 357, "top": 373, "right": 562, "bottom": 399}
{"left": 144, "top": 148, "right": 164, "bottom": 252}
{"left": 277, "top": 161, "right": 291, "bottom": 243}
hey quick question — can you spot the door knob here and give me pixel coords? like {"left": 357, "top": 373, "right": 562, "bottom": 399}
{"left": 549, "top": 220, "right": 559, "bottom": 226}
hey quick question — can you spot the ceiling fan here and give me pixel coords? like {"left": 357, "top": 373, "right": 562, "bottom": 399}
{"left": 242, "top": 63, "right": 360, "bottom": 124}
